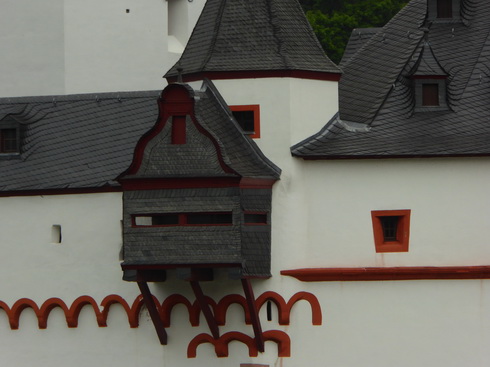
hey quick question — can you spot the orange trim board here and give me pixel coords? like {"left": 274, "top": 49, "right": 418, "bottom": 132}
{"left": 281, "top": 266, "right": 490, "bottom": 281}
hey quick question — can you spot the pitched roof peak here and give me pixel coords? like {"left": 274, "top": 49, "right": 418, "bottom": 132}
{"left": 165, "top": 0, "right": 340, "bottom": 82}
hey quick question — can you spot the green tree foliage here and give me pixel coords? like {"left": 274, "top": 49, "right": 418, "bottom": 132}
{"left": 299, "top": 0, "right": 409, "bottom": 64}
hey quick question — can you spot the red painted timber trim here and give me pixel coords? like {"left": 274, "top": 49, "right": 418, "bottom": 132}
{"left": 137, "top": 281, "right": 168, "bottom": 345}
{"left": 166, "top": 70, "right": 341, "bottom": 83}
{"left": 0, "top": 186, "right": 122, "bottom": 198}
{"left": 121, "top": 263, "right": 241, "bottom": 271}
{"left": 0, "top": 291, "right": 320, "bottom": 330}
{"left": 281, "top": 266, "right": 490, "bottom": 281}
{"left": 296, "top": 154, "right": 490, "bottom": 160}
{"left": 190, "top": 280, "right": 220, "bottom": 339}
{"left": 119, "top": 177, "right": 276, "bottom": 191}
{"left": 241, "top": 279, "right": 264, "bottom": 352}
{"left": 120, "top": 84, "right": 238, "bottom": 179}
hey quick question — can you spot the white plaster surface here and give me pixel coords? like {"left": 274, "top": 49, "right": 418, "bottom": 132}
{"left": 0, "top": 0, "right": 206, "bottom": 97}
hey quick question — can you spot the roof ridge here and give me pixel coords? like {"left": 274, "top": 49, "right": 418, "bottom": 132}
{"left": 455, "top": 18, "right": 490, "bottom": 101}
{"left": 267, "top": 0, "right": 288, "bottom": 69}
{"left": 0, "top": 90, "right": 160, "bottom": 105}
{"left": 367, "top": 35, "right": 425, "bottom": 127}
{"left": 200, "top": 0, "right": 228, "bottom": 72}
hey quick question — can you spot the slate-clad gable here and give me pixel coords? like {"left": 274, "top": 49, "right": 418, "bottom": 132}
{"left": 120, "top": 81, "right": 280, "bottom": 278}
{"left": 292, "top": 0, "right": 490, "bottom": 158}
{"left": 164, "top": 0, "right": 340, "bottom": 81}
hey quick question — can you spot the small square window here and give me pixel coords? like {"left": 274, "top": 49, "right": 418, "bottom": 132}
{"left": 230, "top": 105, "right": 260, "bottom": 138}
{"left": 422, "top": 84, "right": 439, "bottom": 106}
{"left": 371, "top": 210, "right": 411, "bottom": 253}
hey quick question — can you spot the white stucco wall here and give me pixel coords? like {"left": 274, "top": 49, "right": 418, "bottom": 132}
{"left": 1, "top": 192, "right": 490, "bottom": 367}
{"left": 0, "top": 0, "right": 65, "bottom": 97}
{"left": 0, "top": 0, "right": 206, "bottom": 97}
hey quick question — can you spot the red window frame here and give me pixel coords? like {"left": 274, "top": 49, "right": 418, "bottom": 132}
{"left": 371, "top": 210, "right": 411, "bottom": 253}
{"left": 132, "top": 212, "right": 233, "bottom": 227}
{"left": 229, "top": 105, "right": 260, "bottom": 139}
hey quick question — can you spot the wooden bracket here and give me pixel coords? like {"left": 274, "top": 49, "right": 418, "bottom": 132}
{"left": 241, "top": 278, "right": 265, "bottom": 352}
{"left": 190, "top": 280, "right": 220, "bottom": 339}
{"left": 137, "top": 281, "right": 168, "bottom": 345}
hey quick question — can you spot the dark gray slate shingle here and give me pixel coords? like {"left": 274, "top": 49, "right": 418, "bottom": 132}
{"left": 292, "top": 0, "right": 490, "bottom": 158}
{"left": 164, "top": 0, "right": 340, "bottom": 79}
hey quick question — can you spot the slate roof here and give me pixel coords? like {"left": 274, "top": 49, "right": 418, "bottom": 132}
{"left": 0, "top": 91, "right": 160, "bottom": 192}
{"left": 339, "top": 28, "right": 381, "bottom": 68}
{"left": 194, "top": 80, "right": 281, "bottom": 179}
{"left": 292, "top": 0, "right": 490, "bottom": 158}
{"left": 122, "top": 79, "right": 281, "bottom": 180}
{"left": 164, "top": 0, "right": 340, "bottom": 79}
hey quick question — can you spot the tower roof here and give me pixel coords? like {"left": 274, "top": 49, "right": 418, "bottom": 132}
{"left": 165, "top": 0, "right": 340, "bottom": 82}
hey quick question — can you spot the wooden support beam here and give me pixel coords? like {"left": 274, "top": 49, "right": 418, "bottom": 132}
{"left": 137, "top": 281, "right": 168, "bottom": 345}
{"left": 241, "top": 278, "right": 265, "bottom": 353}
{"left": 190, "top": 280, "right": 220, "bottom": 339}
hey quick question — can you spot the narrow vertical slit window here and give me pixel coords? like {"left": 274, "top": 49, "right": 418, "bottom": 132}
{"left": 171, "top": 116, "right": 186, "bottom": 144}
{"left": 51, "top": 225, "right": 62, "bottom": 244}
{"left": 266, "top": 300, "right": 273, "bottom": 321}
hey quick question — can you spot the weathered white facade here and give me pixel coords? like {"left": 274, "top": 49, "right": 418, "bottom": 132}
{"left": 2, "top": 0, "right": 490, "bottom": 366}
{"left": 0, "top": 0, "right": 205, "bottom": 97}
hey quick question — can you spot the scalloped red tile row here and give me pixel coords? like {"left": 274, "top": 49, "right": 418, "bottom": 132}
{"left": 0, "top": 291, "right": 321, "bottom": 358}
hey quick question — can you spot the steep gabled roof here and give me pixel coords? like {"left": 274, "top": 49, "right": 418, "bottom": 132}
{"left": 121, "top": 79, "right": 281, "bottom": 180}
{"left": 338, "top": 0, "right": 427, "bottom": 125}
{"left": 339, "top": 28, "right": 381, "bottom": 68}
{"left": 164, "top": 0, "right": 340, "bottom": 81}
{"left": 292, "top": 0, "right": 490, "bottom": 158}
{"left": 0, "top": 91, "right": 159, "bottom": 193}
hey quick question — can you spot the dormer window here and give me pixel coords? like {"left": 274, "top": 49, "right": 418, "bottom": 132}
{"left": 422, "top": 83, "right": 440, "bottom": 106}
{"left": 0, "top": 116, "right": 21, "bottom": 154}
{"left": 428, "top": 0, "right": 460, "bottom": 21}
{"left": 414, "top": 77, "right": 448, "bottom": 111}
{"left": 437, "top": 0, "right": 452, "bottom": 18}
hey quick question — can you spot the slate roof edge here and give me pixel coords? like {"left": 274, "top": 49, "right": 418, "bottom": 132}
{"left": 0, "top": 90, "right": 161, "bottom": 104}
{"left": 296, "top": 154, "right": 490, "bottom": 161}
{"left": 166, "top": 69, "right": 342, "bottom": 83}
{"left": 201, "top": 79, "right": 282, "bottom": 179}
{"left": 290, "top": 112, "right": 340, "bottom": 156}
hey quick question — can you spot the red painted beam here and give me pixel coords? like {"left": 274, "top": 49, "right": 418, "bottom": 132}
{"left": 137, "top": 282, "right": 168, "bottom": 345}
{"left": 190, "top": 281, "right": 220, "bottom": 339}
{"left": 241, "top": 279, "right": 265, "bottom": 353}
{"left": 281, "top": 266, "right": 490, "bottom": 282}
